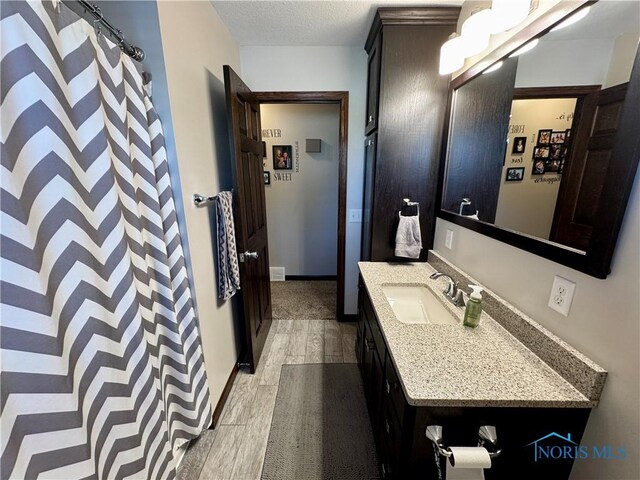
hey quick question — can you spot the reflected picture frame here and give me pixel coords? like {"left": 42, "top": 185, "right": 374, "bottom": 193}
{"left": 506, "top": 167, "right": 525, "bottom": 181}
{"left": 512, "top": 136, "right": 527, "bottom": 155}
{"left": 537, "top": 129, "right": 552, "bottom": 145}
{"left": 550, "top": 131, "right": 566, "bottom": 144}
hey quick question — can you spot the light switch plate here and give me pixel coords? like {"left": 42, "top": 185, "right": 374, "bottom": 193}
{"left": 548, "top": 275, "right": 576, "bottom": 316}
{"left": 445, "top": 229, "right": 454, "bottom": 249}
{"left": 349, "top": 209, "right": 362, "bottom": 223}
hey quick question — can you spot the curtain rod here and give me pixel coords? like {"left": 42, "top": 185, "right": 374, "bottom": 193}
{"left": 73, "top": 0, "right": 145, "bottom": 62}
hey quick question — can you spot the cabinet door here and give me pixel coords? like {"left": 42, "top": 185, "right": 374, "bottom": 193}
{"left": 360, "top": 132, "right": 377, "bottom": 261}
{"left": 379, "top": 439, "right": 397, "bottom": 480}
{"left": 362, "top": 320, "right": 374, "bottom": 402}
{"left": 365, "top": 34, "right": 382, "bottom": 134}
{"left": 356, "top": 309, "right": 365, "bottom": 369}
{"left": 369, "top": 347, "right": 385, "bottom": 448}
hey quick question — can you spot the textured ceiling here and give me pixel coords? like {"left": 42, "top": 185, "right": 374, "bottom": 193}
{"left": 210, "top": 1, "right": 464, "bottom": 47}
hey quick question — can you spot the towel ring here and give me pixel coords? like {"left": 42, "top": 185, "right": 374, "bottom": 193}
{"left": 400, "top": 198, "right": 420, "bottom": 216}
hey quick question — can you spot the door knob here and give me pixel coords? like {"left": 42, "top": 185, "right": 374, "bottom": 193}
{"left": 239, "top": 251, "right": 258, "bottom": 262}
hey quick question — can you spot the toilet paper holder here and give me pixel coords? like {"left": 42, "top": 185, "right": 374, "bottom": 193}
{"left": 425, "top": 425, "right": 502, "bottom": 459}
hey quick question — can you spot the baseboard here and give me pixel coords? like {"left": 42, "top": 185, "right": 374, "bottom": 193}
{"left": 210, "top": 362, "right": 239, "bottom": 429}
{"left": 339, "top": 313, "right": 357, "bottom": 323}
{"left": 285, "top": 275, "right": 337, "bottom": 281}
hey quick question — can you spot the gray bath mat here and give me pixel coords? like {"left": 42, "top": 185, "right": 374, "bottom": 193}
{"left": 262, "top": 364, "right": 379, "bottom": 480}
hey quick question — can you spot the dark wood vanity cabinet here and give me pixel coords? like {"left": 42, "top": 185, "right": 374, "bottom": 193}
{"left": 357, "top": 281, "right": 593, "bottom": 479}
{"left": 360, "top": 8, "right": 460, "bottom": 262}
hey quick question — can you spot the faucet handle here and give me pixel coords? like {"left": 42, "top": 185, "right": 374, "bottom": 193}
{"left": 444, "top": 280, "right": 456, "bottom": 297}
{"left": 453, "top": 288, "right": 466, "bottom": 307}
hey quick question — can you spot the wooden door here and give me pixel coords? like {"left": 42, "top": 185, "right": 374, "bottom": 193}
{"left": 223, "top": 66, "right": 272, "bottom": 373}
{"left": 550, "top": 83, "right": 628, "bottom": 250}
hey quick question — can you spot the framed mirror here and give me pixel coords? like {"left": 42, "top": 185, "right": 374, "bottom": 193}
{"left": 439, "top": 0, "right": 640, "bottom": 278}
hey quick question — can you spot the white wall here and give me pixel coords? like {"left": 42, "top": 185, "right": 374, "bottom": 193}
{"left": 605, "top": 30, "right": 640, "bottom": 88}
{"left": 261, "top": 104, "right": 340, "bottom": 276}
{"left": 434, "top": 169, "right": 639, "bottom": 479}
{"left": 240, "top": 46, "right": 368, "bottom": 313}
{"left": 515, "top": 38, "right": 615, "bottom": 88}
{"left": 155, "top": 1, "right": 243, "bottom": 412}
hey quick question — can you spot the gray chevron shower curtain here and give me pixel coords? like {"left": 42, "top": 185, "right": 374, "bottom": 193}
{"left": 0, "top": 2, "right": 212, "bottom": 479}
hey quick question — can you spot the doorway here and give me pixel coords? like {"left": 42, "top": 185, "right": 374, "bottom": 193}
{"left": 255, "top": 92, "right": 349, "bottom": 321}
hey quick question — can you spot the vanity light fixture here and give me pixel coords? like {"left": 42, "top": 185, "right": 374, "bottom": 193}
{"left": 439, "top": 34, "right": 466, "bottom": 75}
{"left": 437, "top": 0, "right": 535, "bottom": 75}
{"left": 489, "top": 0, "right": 531, "bottom": 34}
{"left": 482, "top": 61, "right": 503, "bottom": 74}
{"left": 551, "top": 6, "right": 591, "bottom": 32}
{"left": 460, "top": 9, "right": 493, "bottom": 58}
{"left": 509, "top": 38, "right": 539, "bottom": 57}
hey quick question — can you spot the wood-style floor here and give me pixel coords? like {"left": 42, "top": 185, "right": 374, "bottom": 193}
{"left": 177, "top": 281, "right": 357, "bottom": 480}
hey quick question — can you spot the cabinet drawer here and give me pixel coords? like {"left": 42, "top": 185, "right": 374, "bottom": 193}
{"left": 384, "top": 353, "right": 406, "bottom": 422}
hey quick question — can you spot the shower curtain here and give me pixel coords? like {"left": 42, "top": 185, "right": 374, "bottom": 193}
{"left": 0, "top": 2, "right": 212, "bottom": 479}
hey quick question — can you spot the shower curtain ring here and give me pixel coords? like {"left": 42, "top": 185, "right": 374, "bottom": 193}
{"left": 93, "top": 7, "right": 103, "bottom": 37}
{"left": 117, "top": 30, "right": 127, "bottom": 50}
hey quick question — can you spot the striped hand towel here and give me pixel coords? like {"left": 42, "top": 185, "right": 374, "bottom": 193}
{"left": 215, "top": 191, "right": 241, "bottom": 300}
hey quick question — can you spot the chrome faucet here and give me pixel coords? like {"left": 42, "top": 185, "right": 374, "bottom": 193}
{"left": 459, "top": 197, "right": 471, "bottom": 215}
{"left": 429, "top": 272, "right": 466, "bottom": 307}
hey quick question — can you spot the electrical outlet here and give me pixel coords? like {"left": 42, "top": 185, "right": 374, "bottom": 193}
{"left": 445, "top": 229, "right": 454, "bottom": 249}
{"left": 348, "top": 209, "right": 362, "bottom": 223}
{"left": 548, "top": 275, "right": 576, "bottom": 316}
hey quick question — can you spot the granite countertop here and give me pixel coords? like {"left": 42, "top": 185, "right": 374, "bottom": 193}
{"left": 358, "top": 261, "right": 603, "bottom": 408}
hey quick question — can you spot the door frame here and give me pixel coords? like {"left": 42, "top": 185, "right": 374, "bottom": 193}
{"left": 254, "top": 91, "right": 349, "bottom": 320}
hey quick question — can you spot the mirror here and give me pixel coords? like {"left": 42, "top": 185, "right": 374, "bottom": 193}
{"left": 440, "top": 0, "right": 640, "bottom": 277}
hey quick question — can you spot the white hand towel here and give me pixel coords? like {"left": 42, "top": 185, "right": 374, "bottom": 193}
{"left": 395, "top": 213, "right": 422, "bottom": 259}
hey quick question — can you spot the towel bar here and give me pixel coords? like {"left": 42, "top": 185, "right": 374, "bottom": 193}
{"left": 193, "top": 193, "right": 216, "bottom": 207}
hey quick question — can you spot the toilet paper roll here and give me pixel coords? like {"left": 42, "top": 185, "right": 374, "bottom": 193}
{"left": 449, "top": 446, "right": 492, "bottom": 468}
{"left": 446, "top": 447, "right": 491, "bottom": 480}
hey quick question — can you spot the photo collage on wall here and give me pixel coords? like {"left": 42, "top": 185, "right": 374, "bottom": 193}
{"left": 532, "top": 128, "right": 570, "bottom": 175}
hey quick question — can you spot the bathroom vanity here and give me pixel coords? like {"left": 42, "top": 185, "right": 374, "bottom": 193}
{"left": 356, "top": 255, "right": 606, "bottom": 479}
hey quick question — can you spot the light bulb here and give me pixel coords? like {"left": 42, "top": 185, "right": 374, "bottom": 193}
{"left": 460, "top": 9, "right": 493, "bottom": 58}
{"left": 439, "top": 35, "right": 465, "bottom": 75}
{"left": 490, "top": 0, "right": 531, "bottom": 34}
{"left": 551, "top": 6, "right": 591, "bottom": 32}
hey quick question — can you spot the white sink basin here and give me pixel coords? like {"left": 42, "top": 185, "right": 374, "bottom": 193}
{"left": 381, "top": 285, "right": 458, "bottom": 325}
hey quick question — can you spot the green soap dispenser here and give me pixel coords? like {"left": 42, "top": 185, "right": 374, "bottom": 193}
{"left": 463, "top": 285, "right": 483, "bottom": 328}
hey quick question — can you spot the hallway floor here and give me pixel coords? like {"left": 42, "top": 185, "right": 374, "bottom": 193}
{"left": 178, "top": 281, "right": 358, "bottom": 480}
